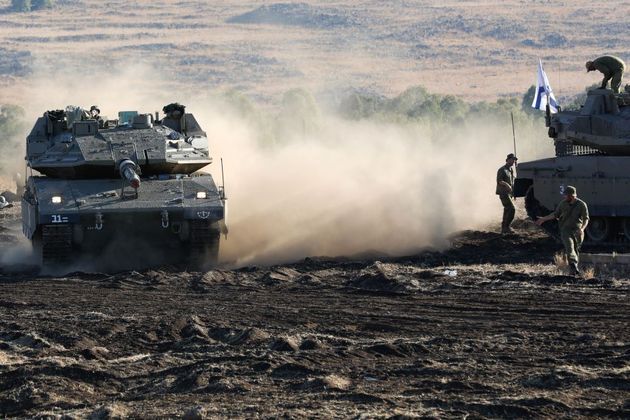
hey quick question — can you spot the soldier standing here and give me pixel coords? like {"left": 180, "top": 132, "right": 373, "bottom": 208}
{"left": 586, "top": 56, "right": 626, "bottom": 93}
{"left": 496, "top": 153, "right": 517, "bottom": 234}
{"left": 535, "top": 186, "right": 590, "bottom": 275}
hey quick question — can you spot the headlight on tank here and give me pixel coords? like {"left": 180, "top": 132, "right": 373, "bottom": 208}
{"left": 196, "top": 191, "right": 207, "bottom": 199}
{"left": 51, "top": 196, "right": 62, "bottom": 204}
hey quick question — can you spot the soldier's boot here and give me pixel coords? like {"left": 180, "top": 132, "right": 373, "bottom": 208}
{"left": 501, "top": 225, "right": 514, "bottom": 235}
{"left": 569, "top": 262, "right": 581, "bottom": 276}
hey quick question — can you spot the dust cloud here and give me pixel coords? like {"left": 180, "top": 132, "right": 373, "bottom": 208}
{"left": 0, "top": 235, "right": 32, "bottom": 266}
{"left": 0, "top": 127, "right": 24, "bottom": 188}
{"left": 2, "top": 64, "right": 551, "bottom": 268}
{"left": 198, "top": 106, "right": 543, "bottom": 267}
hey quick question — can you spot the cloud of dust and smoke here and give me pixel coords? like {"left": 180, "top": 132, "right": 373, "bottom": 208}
{"left": 1, "top": 63, "right": 550, "bottom": 268}
{"left": 196, "top": 100, "right": 545, "bottom": 267}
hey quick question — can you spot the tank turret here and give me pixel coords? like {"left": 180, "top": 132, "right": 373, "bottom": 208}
{"left": 21, "top": 104, "right": 227, "bottom": 269}
{"left": 514, "top": 89, "right": 630, "bottom": 244}
{"left": 546, "top": 89, "right": 630, "bottom": 156}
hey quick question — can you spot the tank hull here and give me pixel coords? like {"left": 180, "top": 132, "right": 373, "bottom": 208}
{"left": 22, "top": 175, "right": 226, "bottom": 269}
{"left": 515, "top": 155, "right": 630, "bottom": 243}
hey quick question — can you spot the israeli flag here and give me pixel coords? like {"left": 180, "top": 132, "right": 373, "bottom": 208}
{"left": 532, "top": 59, "right": 559, "bottom": 113}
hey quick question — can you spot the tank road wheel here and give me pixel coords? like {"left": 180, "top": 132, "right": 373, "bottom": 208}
{"left": 622, "top": 218, "right": 630, "bottom": 241}
{"left": 586, "top": 217, "right": 611, "bottom": 243}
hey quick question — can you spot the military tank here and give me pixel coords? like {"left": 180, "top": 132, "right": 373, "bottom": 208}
{"left": 514, "top": 88, "right": 630, "bottom": 244}
{"left": 21, "top": 103, "right": 227, "bottom": 268}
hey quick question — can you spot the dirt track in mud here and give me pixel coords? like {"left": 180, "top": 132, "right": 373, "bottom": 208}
{"left": 0, "top": 227, "right": 629, "bottom": 418}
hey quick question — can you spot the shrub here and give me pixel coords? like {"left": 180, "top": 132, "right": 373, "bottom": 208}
{"left": 338, "top": 85, "right": 543, "bottom": 125}
{"left": 11, "top": 0, "right": 54, "bottom": 11}
{"left": 11, "top": 0, "right": 31, "bottom": 12}
{"left": 33, "top": 0, "right": 55, "bottom": 9}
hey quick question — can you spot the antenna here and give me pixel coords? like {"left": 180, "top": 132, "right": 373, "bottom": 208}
{"left": 220, "top": 158, "right": 226, "bottom": 200}
{"left": 510, "top": 111, "right": 517, "bottom": 157}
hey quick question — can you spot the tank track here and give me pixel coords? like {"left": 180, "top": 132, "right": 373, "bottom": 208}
{"left": 36, "top": 221, "right": 220, "bottom": 269}
{"left": 189, "top": 220, "right": 220, "bottom": 264}
{"left": 41, "top": 225, "right": 73, "bottom": 265}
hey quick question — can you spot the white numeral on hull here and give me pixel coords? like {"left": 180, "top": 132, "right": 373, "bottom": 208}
{"left": 51, "top": 215, "right": 69, "bottom": 223}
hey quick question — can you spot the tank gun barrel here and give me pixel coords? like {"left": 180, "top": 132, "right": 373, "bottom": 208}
{"left": 119, "top": 159, "right": 140, "bottom": 189}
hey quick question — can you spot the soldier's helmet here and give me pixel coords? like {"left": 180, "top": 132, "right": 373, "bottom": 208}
{"left": 162, "top": 103, "right": 186, "bottom": 118}
{"left": 90, "top": 105, "right": 100, "bottom": 114}
{"left": 565, "top": 185, "right": 577, "bottom": 196}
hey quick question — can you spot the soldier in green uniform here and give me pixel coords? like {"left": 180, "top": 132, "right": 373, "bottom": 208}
{"left": 496, "top": 153, "right": 517, "bottom": 234}
{"left": 89, "top": 105, "right": 105, "bottom": 127}
{"left": 535, "top": 186, "right": 590, "bottom": 275}
{"left": 586, "top": 56, "right": 626, "bottom": 93}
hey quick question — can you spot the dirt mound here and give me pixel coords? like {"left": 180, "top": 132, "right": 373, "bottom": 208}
{"left": 347, "top": 262, "right": 420, "bottom": 293}
{"left": 226, "top": 3, "right": 358, "bottom": 29}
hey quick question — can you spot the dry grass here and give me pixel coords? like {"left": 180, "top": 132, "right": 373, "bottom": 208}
{"left": 553, "top": 251, "right": 596, "bottom": 278}
{"left": 553, "top": 252, "right": 568, "bottom": 272}
{"left": 581, "top": 266, "right": 596, "bottom": 280}
{"left": 0, "top": 0, "right": 627, "bottom": 103}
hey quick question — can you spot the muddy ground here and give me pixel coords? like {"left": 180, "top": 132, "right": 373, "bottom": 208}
{"left": 0, "top": 220, "right": 628, "bottom": 418}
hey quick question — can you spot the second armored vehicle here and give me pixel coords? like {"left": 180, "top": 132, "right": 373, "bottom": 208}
{"left": 21, "top": 103, "right": 227, "bottom": 269}
{"left": 514, "top": 89, "right": 630, "bottom": 243}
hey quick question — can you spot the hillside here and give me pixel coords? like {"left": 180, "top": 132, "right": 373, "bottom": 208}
{"left": 0, "top": 0, "right": 628, "bottom": 105}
